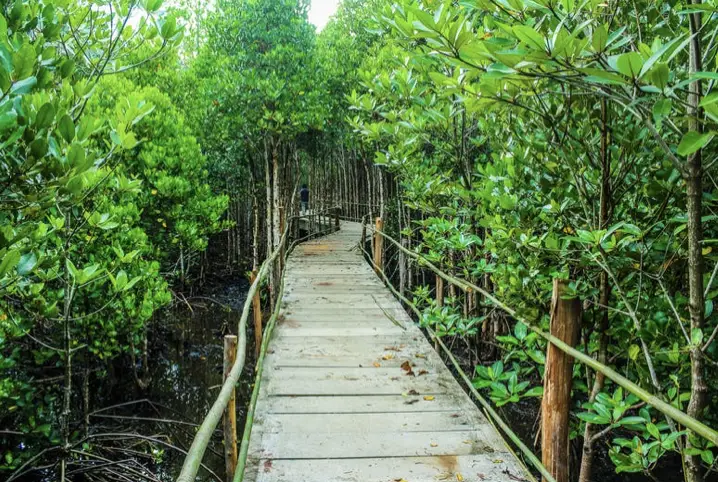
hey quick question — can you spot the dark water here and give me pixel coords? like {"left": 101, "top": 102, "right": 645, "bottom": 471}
{"left": 98, "top": 276, "right": 254, "bottom": 481}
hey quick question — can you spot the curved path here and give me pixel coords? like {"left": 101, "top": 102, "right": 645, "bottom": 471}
{"left": 243, "top": 221, "right": 530, "bottom": 482}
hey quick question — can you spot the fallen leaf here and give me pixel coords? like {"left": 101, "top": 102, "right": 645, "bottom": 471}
{"left": 457, "top": 474, "right": 464, "bottom": 481}
{"left": 382, "top": 353, "right": 395, "bottom": 360}
{"left": 415, "top": 353, "right": 427, "bottom": 358}
{"left": 407, "top": 389, "right": 419, "bottom": 395}
{"left": 385, "top": 345, "right": 404, "bottom": 351}
{"left": 424, "top": 395, "right": 435, "bottom": 401}
{"left": 401, "top": 360, "right": 415, "bottom": 376}
{"left": 404, "top": 399, "right": 419, "bottom": 405}
{"left": 492, "top": 459, "right": 504, "bottom": 464}
{"left": 418, "top": 369, "right": 429, "bottom": 376}
{"left": 430, "top": 442, "right": 438, "bottom": 447}
{"left": 462, "top": 440, "right": 472, "bottom": 444}
{"left": 450, "top": 413, "right": 460, "bottom": 418}
{"left": 263, "top": 460, "right": 273, "bottom": 473}
{"left": 373, "top": 362, "right": 381, "bottom": 368}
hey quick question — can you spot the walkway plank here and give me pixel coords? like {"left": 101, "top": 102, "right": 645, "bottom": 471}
{"left": 243, "top": 221, "right": 530, "bottom": 482}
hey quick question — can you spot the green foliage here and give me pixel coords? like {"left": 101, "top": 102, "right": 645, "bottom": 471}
{"left": 0, "top": 0, "right": 224, "bottom": 474}
{"left": 340, "top": 0, "right": 718, "bottom": 478}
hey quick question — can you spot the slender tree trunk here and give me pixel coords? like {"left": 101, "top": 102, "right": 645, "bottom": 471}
{"left": 272, "top": 141, "right": 281, "bottom": 287}
{"left": 264, "top": 145, "right": 274, "bottom": 307}
{"left": 579, "top": 99, "right": 612, "bottom": 482}
{"left": 60, "top": 248, "right": 75, "bottom": 481}
{"left": 685, "top": 5, "right": 707, "bottom": 481}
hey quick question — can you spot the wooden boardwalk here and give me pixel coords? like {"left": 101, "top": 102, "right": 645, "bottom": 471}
{"left": 244, "top": 221, "right": 529, "bottom": 482}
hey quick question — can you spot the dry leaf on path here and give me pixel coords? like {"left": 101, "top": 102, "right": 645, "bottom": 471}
{"left": 423, "top": 395, "right": 435, "bottom": 401}
{"left": 400, "top": 360, "right": 415, "bottom": 376}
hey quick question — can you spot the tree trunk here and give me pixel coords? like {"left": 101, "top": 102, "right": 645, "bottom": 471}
{"left": 579, "top": 98, "right": 612, "bottom": 482}
{"left": 685, "top": 5, "right": 707, "bottom": 481}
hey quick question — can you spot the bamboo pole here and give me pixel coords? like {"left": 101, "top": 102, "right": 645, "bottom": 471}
{"left": 176, "top": 226, "right": 291, "bottom": 482}
{"left": 233, "top": 266, "right": 287, "bottom": 482}
{"left": 357, "top": 241, "right": 548, "bottom": 482}
{"left": 222, "top": 335, "right": 238, "bottom": 482}
{"left": 542, "top": 280, "right": 581, "bottom": 482}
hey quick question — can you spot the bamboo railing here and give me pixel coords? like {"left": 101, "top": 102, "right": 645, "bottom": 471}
{"left": 176, "top": 207, "right": 340, "bottom": 482}
{"left": 362, "top": 219, "right": 718, "bottom": 452}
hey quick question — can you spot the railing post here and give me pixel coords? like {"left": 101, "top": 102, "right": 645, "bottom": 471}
{"left": 373, "top": 217, "right": 383, "bottom": 274}
{"left": 251, "top": 270, "right": 262, "bottom": 358}
{"left": 542, "top": 279, "right": 581, "bottom": 482}
{"left": 278, "top": 206, "right": 285, "bottom": 273}
{"left": 436, "top": 275, "right": 444, "bottom": 307}
{"left": 223, "top": 335, "right": 238, "bottom": 481}
{"left": 361, "top": 217, "right": 367, "bottom": 246}
{"left": 334, "top": 207, "right": 340, "bottom": 231}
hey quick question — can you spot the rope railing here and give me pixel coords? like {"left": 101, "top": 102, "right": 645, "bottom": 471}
{"left": 176, "top": 207, "right": 341, "bottom": 482}
{"left": 362, "top": 220, "right": 718, "bottom": 447}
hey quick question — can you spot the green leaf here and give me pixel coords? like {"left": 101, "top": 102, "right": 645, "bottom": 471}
{"left": 513, "top": 25, "right": 545, "bottom": 50}
{"left": 618, "top": 416, "right": 646, "bottom": 426}
{"left": 592, "top": 24, "right": 608, "bottom": 52}
{"left": 65, "top": 259, "right": 80, "bottom": 281}
{"left": 16, "top": 252, "right": 37, "bottom": 276}
{"left": 701, "top": 450, "right": 715, "bottom": 465}
{"left": 0, "top": 249, "right": 20, "bottom": 277}
{"left": 12, "top": 42, "right": 36, "bottom": 80}
{"left": 0, "top": 106, "right": 17, "bottom": 132}
{"left": 10, "top": 76, "right": 37, "bottom": 94}
{"left": 639, "top": 36, "right": 684, "bottom": 78}
{"left": 35, "top": 102, "right": 55, "bottom": 129}
{"left": 646, "top": 422, "right": 661, "bottom": 439}
{"left": 700, "top": 92, "right": 718, "bottom": 107}
{"left": 691, "top": 328, "right": 704, "bottom": 346}
{"left": 651, "top": 63, "right": 669, "bottom": 90}
{"left": 58, "top": 114, "right": 74, "bottom": 143}
{"left": 514, "top": 321, "right": 528, "bottom": 340}
{"left": 677, "top": 131, "right": 714, "bottom": 156}
{"left": 616, "top": 52, "right": 644, "bottom": 78}
{"left": 67, "top": 143, "right": 86, "bottom": 167}
{"left": 577, "top": 411, "right": 610, "bottom": 424}
{"left": 524, "top": 386, "right": 543, "bottom": 397}
{"left": 579, "top": 68, "right": 629, "bottom": 85}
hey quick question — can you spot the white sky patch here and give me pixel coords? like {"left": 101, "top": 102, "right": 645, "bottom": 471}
{"left": 309, "top": 0, "right": 340, "bottom": 31}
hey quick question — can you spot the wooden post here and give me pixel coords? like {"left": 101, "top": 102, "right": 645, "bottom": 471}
{"left": 436, "top": 275, "right": 444, "bottom": 307}
{"left": 542, "top": 279, "right": 581, "bottom": 482}
{"left": 334, "top": 207, "right": 340, "bottom": 231}
{"left": 223, "top": 335, "right": 238, "bottom": 481}
{"left": 435, "top": 275, "right": 444, "bottom": 350}
{"left": 250, "top": 270, "right": 262, "bottom": 358}
{"left": 361, "top": 218, "right": 367, "bottom": 246}
{"left": 278, "top": 206, "right": 285, "bottom": 273}
{"left": 373, "top": 217, "right": 383, "bottom": 273}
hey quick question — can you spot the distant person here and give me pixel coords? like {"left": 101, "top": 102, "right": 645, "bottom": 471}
{"left": 300, "top": 184, "right": 310, "bottom": 214}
